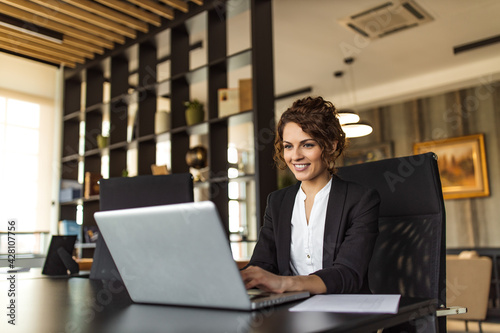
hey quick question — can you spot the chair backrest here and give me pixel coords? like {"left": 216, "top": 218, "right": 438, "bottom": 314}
{"left": 90, "top": 173, "right": 194, "bottom": 280}
{"left": 337, "top": 152, "right": 446, "bottom": 330}
{"left": 447, "top": 247, "right": 500, "bottom": 319}
{"left": 447, "top": 252, "right": 492, "bottom": 321}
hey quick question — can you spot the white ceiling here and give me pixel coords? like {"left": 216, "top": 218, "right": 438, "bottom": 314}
{"left": 272, "top": 0, "right": 500, "bottom": 111}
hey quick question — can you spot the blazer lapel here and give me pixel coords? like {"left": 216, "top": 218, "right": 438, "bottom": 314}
{"left": 276, "top": 182, "right": 300, "bottom": 275}
{"left": 322, "top": 176, "right": 347, "bottom": 268}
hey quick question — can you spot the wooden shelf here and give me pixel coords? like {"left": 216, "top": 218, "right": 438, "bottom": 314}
{"left": 108, "top": 141, "right": 128, "bottom": 150}
{"left": 85, "top": 103, "right": 105, "bottom": 114}
{"left": 61, "top": 154, "right": 80, "bottom": 163}
{"left": 136, "top": 134, "right": 156, "bottom": 143}
{"left": 63, "top": 111, "right": 83, "bottom": 121}
{"left": 84, "top": 149, "right": 101, "bottom": 157}
{"left": 60, "top": 194, "right": 100, "bottom": 206}
{"left": 59, "top": 0, "right": 276, "bottom": 256}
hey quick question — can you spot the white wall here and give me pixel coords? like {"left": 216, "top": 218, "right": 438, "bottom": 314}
{"left": 0, "top": 53, "right": 59, "bottom": 100}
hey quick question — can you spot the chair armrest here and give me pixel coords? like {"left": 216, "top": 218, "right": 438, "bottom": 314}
{"left": 436, "top": 306, "right": 467, "bottom": 317}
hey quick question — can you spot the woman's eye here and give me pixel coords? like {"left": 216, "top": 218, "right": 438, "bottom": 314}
{"left": 304, "top": 143, "right": 314, "bottom": 148}
{"left": 284, "top": 144, "right": 292, "bottom": 149}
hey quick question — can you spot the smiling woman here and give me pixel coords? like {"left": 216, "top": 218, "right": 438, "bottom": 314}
{"left": 240, "top": 96, "right": 380, "bottom": 295}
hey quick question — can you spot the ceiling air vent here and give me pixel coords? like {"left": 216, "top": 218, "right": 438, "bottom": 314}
{"left": 338, "top": 0, "right": 433, "bottom": 40}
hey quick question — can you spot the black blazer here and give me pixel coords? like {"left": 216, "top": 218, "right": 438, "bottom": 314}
{"left": 249, "top": 175, "right": 380, "bottom": 294}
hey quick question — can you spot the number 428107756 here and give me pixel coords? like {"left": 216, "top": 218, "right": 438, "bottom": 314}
{"left": 7, "top": 220, "right": 16, "bottom": 268}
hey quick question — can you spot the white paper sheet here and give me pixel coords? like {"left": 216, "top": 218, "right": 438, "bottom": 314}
{"left": 289, "top": 294, "right": 401, "bottom": 314}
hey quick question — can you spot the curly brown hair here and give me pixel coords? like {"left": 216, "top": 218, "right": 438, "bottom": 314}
{"left": 274, "top": 96, "right": 346, "bottom": 174}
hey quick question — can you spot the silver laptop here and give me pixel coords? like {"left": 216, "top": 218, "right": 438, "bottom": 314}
{"left": 94, "top": 201, "right": 309, "bottom": 310}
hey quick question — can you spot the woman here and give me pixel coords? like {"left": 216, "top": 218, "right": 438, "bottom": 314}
{"left": 240, "top": 96, "right": 380, "bottom": 295}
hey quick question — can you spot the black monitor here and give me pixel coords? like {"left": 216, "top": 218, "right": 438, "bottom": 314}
{"left": 90, "top": 173, "right": 194, "bottom": 281}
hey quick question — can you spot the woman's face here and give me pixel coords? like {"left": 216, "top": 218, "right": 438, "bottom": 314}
{"left": 282, "top": 122, "right": 329, "bottom": 184}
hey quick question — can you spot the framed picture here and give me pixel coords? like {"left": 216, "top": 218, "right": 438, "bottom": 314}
{"left": 340, "top": 142, "right": 393, "bottom": 166}
{"left": 413, "top": 134, "right": 489, "bottom": 200}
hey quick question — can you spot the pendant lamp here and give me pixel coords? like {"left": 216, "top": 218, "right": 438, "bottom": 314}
{"left": 337, "top": 109, "right": 360, "bottom": 125}
{"left": 335, "top": 58, "right": 373, "bottom": 138}
{"left": 341, "top": 122, "right": 373, "bottom": 138}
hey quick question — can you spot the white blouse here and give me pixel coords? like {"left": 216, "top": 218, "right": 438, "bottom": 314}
{"left": 290, "top": 178, "right": 331, "bottom": 276}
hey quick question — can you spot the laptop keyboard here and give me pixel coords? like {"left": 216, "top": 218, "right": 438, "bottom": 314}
{"left": 247, "top": 289, "right": 272, "bottom": 300}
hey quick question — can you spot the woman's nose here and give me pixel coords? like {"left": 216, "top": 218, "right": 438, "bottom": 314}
{"left": 291, "top": 147, "right": 303, "bottom": 160}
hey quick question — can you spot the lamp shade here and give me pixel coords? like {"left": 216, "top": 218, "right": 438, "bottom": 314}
{"left": 342, "top": 122, "right": 373, "bottom": 138}
{"left": 337, "top": 109, "right": 360, "bottom": 125}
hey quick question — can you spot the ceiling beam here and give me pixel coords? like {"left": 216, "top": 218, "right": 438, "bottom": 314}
{"left": 0, "top": 33, "right": 85, "bottom": 64}
{"left": 61, "top": 0, "right": 149, "bottom": 33}
{"left": 0, "top": 2, "right": 115, "bottom": 49}
{"left": 64, "top": 36, "right": 104, "bottom": 55}
{"left": 160, "top": 0, "right": 189, "bottom": 13}
{"left": 0, "top": 40, "right": 76, "bottom": 68}
{"left": 126, "top": 0, "right": 175, "bottom": 20}
{"left": 0, "top": 25, "right": 94, "bottom": 59}
{"left": 95, "top": 0, "right": 162, "bottom": 27}
{"left": 65, "top": 0, "right": 217, "bottom": 76}
{"left": 0, "top": 12, "right": 63, "bottom": 43}
{"left": 1, "top": 0, "right": 125, "bottom": 44}
{"left": 30, "top": 0, "right": 137, "bottom": 39}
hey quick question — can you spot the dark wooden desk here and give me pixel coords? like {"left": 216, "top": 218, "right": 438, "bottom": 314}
{"left": 1, "top": 275, "right": 438, "bottom": 333}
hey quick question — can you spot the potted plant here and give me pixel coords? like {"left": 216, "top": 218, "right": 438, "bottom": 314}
{"left": 155, "top": 109, "right": 170, "bottom": 134}
{"left": 184, "top": 99, "right": 205, "bottom": 125}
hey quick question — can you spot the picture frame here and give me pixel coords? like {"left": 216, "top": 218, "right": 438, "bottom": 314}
{"left": 413, "top": 134, "right": 489, "bottom": 200}
{"left": 340, "top": 142, "right": 393, "bottom": 167}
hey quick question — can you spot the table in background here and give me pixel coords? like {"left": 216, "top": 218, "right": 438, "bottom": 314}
{"left": 1, "top": 275, "right": 438, "bottom": 333}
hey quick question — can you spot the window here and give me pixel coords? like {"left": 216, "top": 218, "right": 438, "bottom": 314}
{"left": 0, "top": 92, "right": 55, "bottom": 237}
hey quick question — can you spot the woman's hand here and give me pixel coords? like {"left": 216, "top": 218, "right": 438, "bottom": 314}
{"left": 240, "top": 265, "right": 288, "bottom": 293}
{"left": 240, "top": 265, "right": 327, "bottom": 294}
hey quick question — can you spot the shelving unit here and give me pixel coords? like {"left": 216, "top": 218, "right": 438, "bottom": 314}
{"left": 59, "top": 0, "right": 276, "bottom": 260}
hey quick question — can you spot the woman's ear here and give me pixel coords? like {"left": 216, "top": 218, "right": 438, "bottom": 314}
{"left": 333, "top": 140, "right": 338, "bottom": 152}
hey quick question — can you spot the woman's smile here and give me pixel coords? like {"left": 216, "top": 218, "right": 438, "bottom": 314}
{"left": 293, "top": 164, "right": 309, "bottom": 171}
{"left": 283, "top": 122, "right": 330, "bottom": 185}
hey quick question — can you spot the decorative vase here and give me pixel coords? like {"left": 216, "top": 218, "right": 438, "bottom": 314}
{"left": 155, "top": 110, "right": 170, "bottom": 134}
{"left": 185, "top": 145, "right": 208, "bottom": 182}
{"left": 185, "top": 146, "right": 208, "bottom": 169}
{"left": 97, "top": 134, "right": 108, "bottom": 149}
{"left": 185, "top": 105, "right": 204, "bottom": 126}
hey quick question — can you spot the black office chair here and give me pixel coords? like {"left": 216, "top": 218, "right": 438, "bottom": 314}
{"left": 337, "top": 152, "right": 446, "bottom": 333}
{"left": 90, "top": 173, "right": 194, "bottom": 281}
